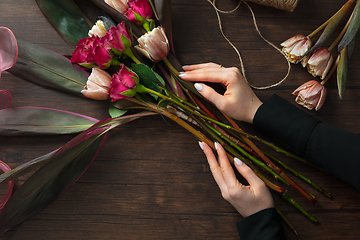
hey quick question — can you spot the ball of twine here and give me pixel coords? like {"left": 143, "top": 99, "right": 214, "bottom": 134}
{"left": 247, "top": 0, "right": 298, "bottom": 12}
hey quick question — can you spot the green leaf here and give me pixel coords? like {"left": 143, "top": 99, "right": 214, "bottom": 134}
{"left": 0, "top": 112, "right": 155, "bottom": 233}
{"left": 7, "top": 39, "right": 89, "bottom": 96}
{"left": 338, "top": 0, "right": 360, "bottom": 52}
{"left": 35, "top": 0, "right": 89, "bottom": 47}
{"left": 109, "top": 105, "right": 128, "bottom": 118}
{"left": 337, "top": 46, "right": 348, "bottom": 99}
{"left": 131, "top": 63, "right": 162, "bottom": 94}
{"left": 0, "top": 131, "right": 107, "bottom": 234}
{"left": 0, "top": 107, "right": 99, "bottom": 136}
{"left": 305, "top": 0, "right": 354, "bottom": 55}
{"left": 0, "top": 150, "right": 57, "bottom": 184}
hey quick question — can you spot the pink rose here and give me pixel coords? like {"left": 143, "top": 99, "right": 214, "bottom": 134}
{"left": 71, "top": 36, "right": 98, "bottom": 68}
{"left": 103, "top": 22, "right": 132, "bottom": 55}
{"left": 110, "top": 64, "right": 139, "bottom": 101}
{"left": 125, "top": 0, "right": 154, "bottom": 25}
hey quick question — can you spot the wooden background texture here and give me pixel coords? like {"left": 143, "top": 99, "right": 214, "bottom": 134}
{"left": 1, "top": 0, "right": 360, "bottom": 239}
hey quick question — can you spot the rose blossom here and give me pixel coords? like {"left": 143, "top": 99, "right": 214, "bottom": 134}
{"left": 71, "top": 36, "right": 97, "bottom": 68}
{"left": 125, "top": 0, "right": 154, "bottom": 25}
{"left": 103, "top": 22, "right": 132, "bottom": 55}
{"left": 110, "top": 64, "right": 140, "bottom": 101}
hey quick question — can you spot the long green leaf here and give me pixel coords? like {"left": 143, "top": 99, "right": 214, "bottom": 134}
{"left": 338, "top": 0, "right": 360, "bottom": 52}
{"left": 36, "top": 0, "right": 89, "bottom": 47}
{"left": 305, "top": 0, "right": 354, "bottom": 55}
{"left": 337, "top": 46, "right": 348, "bottom": 99}
{"left": 132, "top": 63, "right": 163, "bottom": 94}
{"left": 0, "top": 107, "right": 98, "bottom": 136}
{"left": 0, "top": 133, "right": 106, "bottom": 233}
{"left": 0, "top": 150, "right": 57, "bottom": 184}
{"left": 7, "top": 39, "right": 89, "bottom": 95}
{"left": 0, "top": 112, "right": 155, "bottom": 233}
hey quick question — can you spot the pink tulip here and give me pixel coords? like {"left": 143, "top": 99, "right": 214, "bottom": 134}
{"left": 104, "top": 0, "right": 129, "bottom": 14}
{"left": 292, "top": 80, "right": 327, "bottom": 111}
{"left": 135, "top": 26, "right": 169, "bottom": 62}
{"left": 110, "top": 64, "right": 139, "bottom": 101}
{"left": 281, "top": 34, "right": 311, "bottom": 64}
{"left": 103, "top": 22, "right": 132, "bottom": 55}
{"left": 125, "top": 0, "right": 154, "bottom": 25}
{"left": 88, "top": 20, "right": 107, "bottom": 38}
{"left": 81, "top": 68, "right": 112, "bottom": 100}
{"left": 305, "top": 48, "right": 334, "bottom": 80}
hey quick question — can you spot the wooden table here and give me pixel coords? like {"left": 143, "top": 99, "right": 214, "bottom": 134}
{"left": 1, "top": 0, "right": 360, "bottom": 239}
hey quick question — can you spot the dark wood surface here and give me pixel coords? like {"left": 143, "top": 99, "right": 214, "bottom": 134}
{"left": 1, "top": 0, "right": 360, "bottom": 239}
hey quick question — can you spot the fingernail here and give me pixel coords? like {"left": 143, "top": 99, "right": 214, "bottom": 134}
{"left": 182, "top": 65, "right": 190, "bottom": 69}
{"left": 214, "top": 142, "right": 219, "bottom": 150}
{"left": 194, "top": 83, "right": 203, "bottom": 92}
{"left": 198, "top": 141, "right": 204, "bottom": 151}
{"left": 179, "top": 72, "right": 187, "bottom": 77}
{"left": 234, "top": 157, "right": 243, "bottom": 166}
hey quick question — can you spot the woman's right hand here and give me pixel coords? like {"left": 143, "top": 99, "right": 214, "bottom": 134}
{"left": 180, "top": 63, "right": 262, "bottom": 124}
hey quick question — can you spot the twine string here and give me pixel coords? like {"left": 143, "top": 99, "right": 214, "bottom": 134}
{"left": 207, "top": 0, "right": 292, "bottom": 90}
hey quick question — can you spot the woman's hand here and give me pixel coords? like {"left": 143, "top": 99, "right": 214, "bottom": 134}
{"left": 180, "top": 63, "right": 262, "bottom": 124}
{"left": 199, "top": 141, "right": 274, "bottom": 218}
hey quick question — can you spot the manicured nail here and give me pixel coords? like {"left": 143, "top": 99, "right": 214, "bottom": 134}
{"left": 214, "top": 142, "right": 219, "bottom": 150}
{"left": 234, "top": 157, "right": 243, "bottom": 166}
{"left": 182, "top": 65, "right": 190, "bottom": 69}
{"left": 198, "top": 141, "right": 204, "bottom": 151}
{"left": 194, "top": 83, "right": 203, "bottom": 92}
{"left": 178, "top": 72, "right": 187, "bottom": 77}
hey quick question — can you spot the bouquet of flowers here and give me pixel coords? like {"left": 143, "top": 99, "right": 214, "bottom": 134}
{"left": 0, "top": 0, "right": 333, "bottom": 236}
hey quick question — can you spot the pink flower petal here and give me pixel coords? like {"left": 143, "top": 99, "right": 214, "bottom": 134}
{"left": 0, "top": 27, "right": 18, "bottom": 73}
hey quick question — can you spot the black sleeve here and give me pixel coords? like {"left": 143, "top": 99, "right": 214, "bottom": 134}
{"left": 253, "top": 94, "right": 360, "bottom": 191}
{"left": 236, "top": 208, "right": 286, "bottom": 240}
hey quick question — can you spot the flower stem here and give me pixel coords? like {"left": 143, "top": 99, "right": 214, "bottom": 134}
{"left": 124, "top": 48, "right": 142, "bottom": 64}
{"left": 163, "top": 57, "right": 180, "bottom": 76}
{"left": 308, "top": 0, "right": 356, "bottom": 38}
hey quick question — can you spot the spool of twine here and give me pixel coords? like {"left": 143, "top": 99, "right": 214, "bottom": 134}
{"left": 246, "top": 0, "right": 298, "bottom": 12}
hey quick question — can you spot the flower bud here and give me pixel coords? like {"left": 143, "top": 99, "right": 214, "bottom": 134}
{"left": 103, "top": 22, "right": 132, "bottom": 55}
{"left": 82, "top": 68, "right": 112, "bottom": 100}
{"left": 281, "top": 34, "right": 311, "bottom": 63}
{"left": 134, "top": 26, "right": 169, "bottom": 62}
{"left": 292, "top": 80, "right": 327, "bottom": 111}
{"left": 306, "top": 48, "right": 333, "bottom": 80}
{"left": 105, "top": 0, "right": 129, "bottom": 14}
{"left": 88, "top": 20, "right": 107, "bottom": 38}
{"left": 125, "top": 0, "right": 154, "bottom": 25}
{"left": 110, "top": 64, "right": 140, "bottom": 101}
